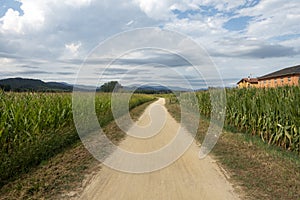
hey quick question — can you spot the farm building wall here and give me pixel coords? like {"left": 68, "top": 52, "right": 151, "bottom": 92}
{"left": 258, "top": 75, "right": 300, "bottom": 88}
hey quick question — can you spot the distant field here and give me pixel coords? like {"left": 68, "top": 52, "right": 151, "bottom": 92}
{"left": 0, "top": 91, "right": 154, "bottom": 186}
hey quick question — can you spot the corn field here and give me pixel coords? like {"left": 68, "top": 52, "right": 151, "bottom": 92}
{"left": 0, "top": 91, "right": 154, "bottom": 186}
{"left": 195, "top": 87, "right": 300, "bottom": 153}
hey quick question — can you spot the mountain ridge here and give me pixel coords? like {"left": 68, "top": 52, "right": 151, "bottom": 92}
{"left": 0, "top": 77, "right": 73, "bottom": 92}
{"left": 0, "top": 77, "right": 191, "bottom": 92}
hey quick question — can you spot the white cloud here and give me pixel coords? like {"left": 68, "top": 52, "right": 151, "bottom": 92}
{"left": 65, "top": 42, "right": 82, "bottom": 57}
{"left": 0, "top": 58, "right": 14, "bottom": 64}
{"left": 0, "top": 0, "right": 96, "bottom": 35}
{"left": 185, "top": 66, "right": 194, "bottom": 72}
{"left": 0, "top": 9, "right": 22, "bottom": 33}
{"left": 133, "top": 0, "right": 174, "bottom": 20}
{"left": 0, "top": 0, "right": 299, "bottom": 87}
{"left": 126, "top": 20, "right": 134, "bottom": 26}
{"left": 238, "top": 0, "right": 300, "bottom": 39}
{"left": 191, "top": 0, "right": 245, "bottom": 11}
{"left": 64, "top": 0, "right": 93, "bottom": 7}
{"left": 0, "top": 1, "right": 46, "bottom": 34}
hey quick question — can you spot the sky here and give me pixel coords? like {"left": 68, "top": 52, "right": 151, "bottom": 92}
{"left": 0, "top": 0, "right": 299, "bottom": 89}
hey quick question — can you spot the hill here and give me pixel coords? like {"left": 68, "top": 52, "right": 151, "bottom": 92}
{"left": 0, "top": 78, "right": 73, "bottom": 92}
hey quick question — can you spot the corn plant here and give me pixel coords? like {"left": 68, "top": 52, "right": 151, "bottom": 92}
{"left": 0, "top": 91, "right": 154, "bottom": 186}
{"left": 195, "top": 86, "right": 300, "bottom": 153}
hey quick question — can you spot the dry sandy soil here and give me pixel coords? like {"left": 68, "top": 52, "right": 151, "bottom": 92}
{"left": 79, "top": 98, "right": 241, "bottom": 200}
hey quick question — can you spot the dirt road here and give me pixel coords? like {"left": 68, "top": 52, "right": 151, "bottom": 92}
{"left": 79, "top": 98, "right": 240, "bottom": 200}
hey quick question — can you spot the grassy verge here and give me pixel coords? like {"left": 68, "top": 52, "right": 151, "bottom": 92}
{"left": 165, "top": 100, "right": 300, "bottom": 200}
{"left": 0, "top": 100, "right": 155, "bottom": 200}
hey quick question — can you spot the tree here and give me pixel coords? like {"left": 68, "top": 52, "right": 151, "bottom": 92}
{"left": 99, "top": 81, "right": 122, "bottom": 92}
{"left": 0, "top": 84, "right": 11, "bottom": 91}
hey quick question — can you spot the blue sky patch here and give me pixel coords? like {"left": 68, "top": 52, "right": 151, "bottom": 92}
{"left": 172, "top": 5, "right": 237, "bottom": 20}
{"left": 242, "top": 0, "right": 260, "bottom": 8}
{"left": 271, "top": 34, "right": 300, "bottom": 42}
{"left": 223, "top": 16, "right": 253, "bottom": 31}
{"left": 172, "top": 9, "right": 199, "bottom": 19}
{"left": 199, "top": 6, "right": 220, "bottom": 17}
{"left": 0, "top": 0, "right": 23, "bottom": 18}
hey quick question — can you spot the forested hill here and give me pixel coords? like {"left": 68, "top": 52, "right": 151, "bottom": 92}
{"left": 0, "top": 78, "right": 73, "bottom": 92}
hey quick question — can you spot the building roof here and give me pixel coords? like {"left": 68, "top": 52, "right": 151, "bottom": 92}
{"left": 237, "top": 78, "right": 258, "bottom": 84}
{"left": 258, "top": 65, "right": 300, "bottom": 80}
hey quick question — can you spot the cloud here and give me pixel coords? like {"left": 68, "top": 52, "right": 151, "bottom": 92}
{"left": 133, "top": 0, "right": 173, "bottom": 20}
{"left": 0, "top": 0, "right": 299, "bottom": 88}
{"left": 0, "top": 8, "right": 22, "bottom": 33}
{"left": 64, "top": 0, "right": 92, "bottom": 7}
{"left": 238, "top": 0, "right": 300, "bottom": 39}
{"left": 0, "top": 0, "right": 24, "bottom": 17}
{"left": 18, "top": 70, "right": 52, "bottom": 75}
{"left": 114, "top": 53, "right": 192, "bottom": 67}
{"left": 65, "top": 42, "right": 82, "bottom": 57}
{"left": 56, "top": 72, "right": 75, "bottom": 75}
{"left": 18, "top": 65, "right": 39, "bottom": 69}
{"left": 0, "top": 1, "right": 46, "bottom": 34}
{"left": 210, "top": 39, "right": 299, "bottom": 58}
{"left": 0, "top": 0, "right": 158, "bottom": 58}
{"left": 126, "top": 20, "right": 134, "bottom": 26}
{"left": 242, "top": 44, "right": 298, "bottom": 58}
{"left": 0, "top": 70, "right": 52, "bottom": 78}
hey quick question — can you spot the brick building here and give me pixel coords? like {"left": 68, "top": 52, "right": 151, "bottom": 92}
{"left": 237, "top": 65, "right": 300, "bottom": 88}
{"left": 257, "top": 65, "right": 300, "bottom": 88}
{"left": 237, "top": 78, "right": 258, "bottom": 88}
